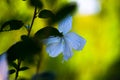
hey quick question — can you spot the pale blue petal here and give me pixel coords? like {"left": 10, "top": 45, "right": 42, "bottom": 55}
{"left": 64, "top": 32, "right": 86, "bottom": 50}
{"left": 0, "top": 52, "right": 8, "bottom": 80}
{"left": 43, "top": 36, "right": 61, "bottom": 45}
{"left": 46, "top": 39, "right": 63, "bottom": 57}
{"left": 58, "top": 15, "right": 72, "bottom": 34}
{"left": 63, "top": 39, "right": 73, "bottom": 61}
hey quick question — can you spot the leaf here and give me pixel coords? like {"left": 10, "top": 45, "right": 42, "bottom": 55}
{"left": 32, "top": 72, "right": 55, "bottom": 80}
{"left": 7, "top": 36, "right": 41, "bottom": 62}
{"left": 7, "top": 46, "right": 18, "bottom": 62}
{"left": 9, "top": 62, "right": 18, "bottom": 69}
{"left": 18, "top": 78, "right": 28, "bottom": 80}
{"left": 34, "top": 26, "right": 62, "bottom": 40}
{"left": 29, "top": 0, "right": 43, "bottom": 8}
{"left": 104, "top": 58, "right": 120, "bottom": 80}
{"left": 21, "top": 35, "right": 30, "bottom": 41}
{"left": 38, "top": 9, "right": 55, "bottom": 18}
{"left": 19, "top": 67, "right": 29, "bottom": 71}
{"left": 0, "top": 20, "right": 24, "bottom": 32}
{"left": 9, "top": 69, "right": 16, "bottom": 74}
{"left": 49, "top": 2, "right": 77, "bottom": 24}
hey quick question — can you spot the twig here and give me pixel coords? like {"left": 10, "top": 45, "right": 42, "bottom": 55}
{"left": 14, "top": 6, "right": 37, "bottom": 80}
{"left": 15, "top": 59, "right": 21, "bottom": 80}
{"left": 28, "top": 6, "right": 37, "bottom": 36}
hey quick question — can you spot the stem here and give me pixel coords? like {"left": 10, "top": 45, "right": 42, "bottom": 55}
{"left": 14, "top": 7, "right": 38, "bottom": 80}
{"left": 15, "top": 59, "right": 22, "bottom": 80}
{"left": 27, "top": 6, "right": 42, "bottom": 74}
{"left": 28, "top": 6, "right": 37, "bottom": 36}
{"left": 36, "top": 54, "right": 41, "bottom": 74}
{"left": 36, "top": 57, "right": 40, "bottom": 74}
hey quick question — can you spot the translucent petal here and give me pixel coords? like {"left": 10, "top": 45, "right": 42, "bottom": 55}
{"left": 46, "top": 39, "right": 63, "bottom": 57}
{"left": 0, "top": 53, "right": 8, "bottom": 80}
{"left": 63, "top": 39, "right": 73, "bottom": 61}
{"left": 64, "top": 32, "right": 86, "bottom": 50}
{"left": 43, "top": 36, "right": 61, "bottom": 45}
{"left": 58, "top": 15, "right": 72, "bottom": 34}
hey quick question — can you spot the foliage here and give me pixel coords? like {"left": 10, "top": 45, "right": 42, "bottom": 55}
{"left": 0, "top": 0, "right": 79, "bottom": 80}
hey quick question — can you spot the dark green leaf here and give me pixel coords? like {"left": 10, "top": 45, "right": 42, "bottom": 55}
{"left": 9, "top": 69, "right": 16, "bottom": 74}
{"left": 7, "top": 47, "right": 18, "bottom": 62}
{"left": 19, "top": 66, "right": 29, "bottom": 71}
{"left": 32, "top": 72, "right": 56, "bottom": 80}
{"left": 18, "top": 78, "right": 28, "bottom": 80}
{"left": 21, "top": 35, "right": 30, "bottom": 41}
{"left": 49, "top": 2, "right": 76, "bottom": 24}
{"left": 29, "top": 0, "right": 43, "bottom": 8}
{"left": 7, "top": 36, "right": 42, "bottom": 62}
{"left": 9, "top": 62, "right": 18, "bottom": 69}
{"left": 0, "top": 20, "right": 24, "bottom": 32}
{"left": 104, "top": 58, "right": 120, "bottom": 80}
{"left": 34, "top": 26, "right": 63, "bottom": 40}
{"left": 38, "top": 9, "right": 55, "bottom": 18}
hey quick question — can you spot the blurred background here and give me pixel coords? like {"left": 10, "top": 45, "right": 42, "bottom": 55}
{"left": 0, "top": 0, "right": 120, "bottom": 80}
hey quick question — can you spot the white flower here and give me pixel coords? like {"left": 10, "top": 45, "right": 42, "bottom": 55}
{"left": 44, "top": 15, "right": 86, "bottom": 61}
{"left": 0, "top": 53, "right": 8, "bottom": 80}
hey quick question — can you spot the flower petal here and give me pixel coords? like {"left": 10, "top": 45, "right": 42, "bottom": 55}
{"left": 58, "top": 15, "right": 72, "bottom": 34}
{"left": 0, "top": 53, "right": 8, "bottom": 80}
{"left": 46, "top": 39, "right": 63, "bottom": 57}
{"left": 63, "top": 38, "right": 73, "bottom": 61}
{"left": 43, "top": 36, "right": 61, "bottom": 45}
{"left": 64, "top": 32, "right": 86, "bottom": 50}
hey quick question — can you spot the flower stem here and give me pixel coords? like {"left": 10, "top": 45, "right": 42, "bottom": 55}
{"left": 28, "top": 6, "right": 42, "bottom": 74}
{"left": 36, "top": 53, "right": 42, "bottom": 74}
{"left": 28, "top": 6, "right": 37, "bottom": 36}
{"left": 36, "top": 56, "right": 40, "bottom": 73}
{"left": 14, "top": 6, "right": 37, "bottom": 80}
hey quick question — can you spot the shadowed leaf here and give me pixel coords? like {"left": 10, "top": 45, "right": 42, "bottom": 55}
{"left": 9, "top": 69, "right": 16, "bottom": 74}
{"left": 29, "top": 0, "right": 43, "bottom": 8}
{"left": 18, "top": 78, "right": 28, "bottom": 80}
{"left": 104, "top": 58, "right": 120, "bottom": 80}
{"left": 19, "top": 66, "right": 29, "bottom": 71}
{"left": 0, "top": 20, "right": 24, "bottom": 32}
{"left": 34, "top": 26, "right": 63, "bottom": 40}
{"left": 7, "top": 35, "right": 42, "bottom": 62}
{"left": 49, "top": 2, "right": 76, "bottom": 24}
{"left": 38, "top": 9, "right": 55, "bottom": 18}
{"left": 32, "top": 72, "right": 56, "bottom": 80}
{"left": 9, "top": 62, "right": 18, "bottom": 69}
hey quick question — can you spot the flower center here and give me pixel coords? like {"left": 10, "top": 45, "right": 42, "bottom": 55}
{"left": 59, "top": 32, "right": 64, "bottom": 37}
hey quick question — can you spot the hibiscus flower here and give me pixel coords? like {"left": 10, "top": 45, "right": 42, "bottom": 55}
{"left": 44, "top": 15, "right": 86, "bottom": 61}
